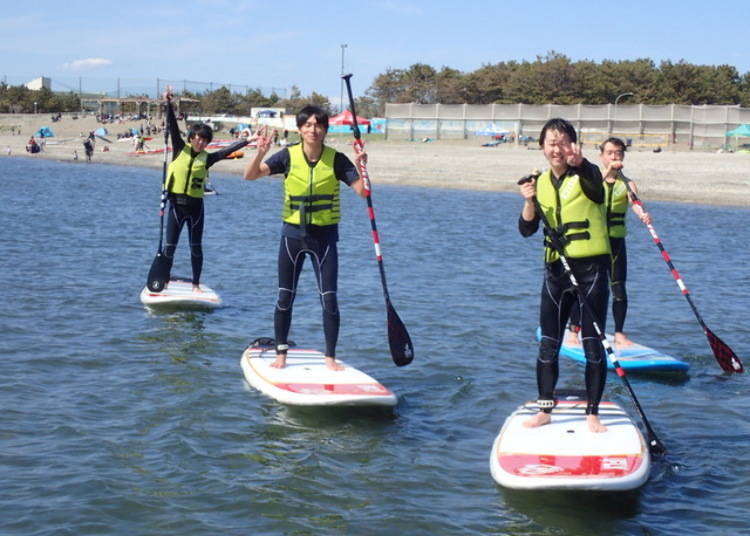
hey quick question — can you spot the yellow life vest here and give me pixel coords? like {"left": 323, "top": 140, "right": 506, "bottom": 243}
{"left": 165, "top": 146, "right": 208, "bottom": 198}
{"left": 536, "top": 169, "right": 610, "bottom": 263}
{"left": 282, "top": 143, "right": 341, "bottom": 226}
{"left": 605, "top": 176, "right": 629, "bottom": 238}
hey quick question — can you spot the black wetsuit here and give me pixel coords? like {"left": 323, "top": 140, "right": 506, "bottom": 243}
{"left": 265, "top": 146, "right": 358, "bottom": 357}
{"left": 569, "top": 235, "right": 627, "bottom": 333}
{"left": 519, "top": 160, "right": 609, "bottom": 415}
{"left": 163, "top": 101, "right": 247, "bottom": 286}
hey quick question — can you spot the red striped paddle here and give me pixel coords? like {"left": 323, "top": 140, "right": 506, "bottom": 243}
{"left": 518, "top": 173, "right": 666, "bottom": 455}
{"left": 621, "top": 174, "right": 743, "bottom": 374}
{"left": 342, "top": 73, "right": 414, "bottom": 367}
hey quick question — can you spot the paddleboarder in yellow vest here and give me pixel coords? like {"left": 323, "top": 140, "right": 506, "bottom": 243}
{"left": 243, "top": 106, "right": 367, "bottom": 371}
{"left": 517, "top": 118, "right": 611, "bottom": 433}
{"left": 566, "top": 137, "right": 652, "bottom": 347}
{"left": 162, "top": 89, "right": 248, "bottom": 292}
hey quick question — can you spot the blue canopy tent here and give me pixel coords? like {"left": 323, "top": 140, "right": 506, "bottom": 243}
{"left": 725, "top": 124, "right": 750, "bottom": 152}
{"left": 34, "top": 126, "right": 55, "bottom": 138}
{"left": 725, "top": 124, "right": 750, "bottom": 136}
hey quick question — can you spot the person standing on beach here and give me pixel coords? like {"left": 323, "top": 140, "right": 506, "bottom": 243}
{"left": 243, "top": 105, "right": 367, "bottom": 371}
{"left": 82, "top": 134, "right": 94, "bottom": 161}
{"left": 517, "top": 118, "right": 610, "bottom": 433}
{"left": 565, "top": 137, "right": 652, "bottom": 347}
{"left": 161, "top": 88, "right": 248, "bottom": 291}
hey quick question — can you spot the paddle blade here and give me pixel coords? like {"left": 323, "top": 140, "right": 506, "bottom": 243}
{"left": 386, "top": 302, "right": 414, "bottom": 367}
{"left": 146, "top": 251, "right": 169, "bottom": 292}
{"left": 647, "top": 434, "right": 667, "bottom": 457}
{"left": 705, "top": 327, "right": 744, "bottom": 373}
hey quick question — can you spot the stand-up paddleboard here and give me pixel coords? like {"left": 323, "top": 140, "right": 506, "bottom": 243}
{"left": 536, "top": 327, "right": 689, "bottom": 373}
{"left": 241, "top": 340, "right": 397, "bottom": 407}
{"left": 139, "top": 277, "right": 221, "bottom": 309}
{"left": 490, "top": 391, "right": 650, "bottom": 490}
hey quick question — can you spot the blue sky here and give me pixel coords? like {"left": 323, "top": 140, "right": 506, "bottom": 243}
{"left": 2, "top": 0, "right": 748, "bottom": 104}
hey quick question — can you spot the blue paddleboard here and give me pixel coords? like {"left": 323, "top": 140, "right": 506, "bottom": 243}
{"left": 535, "top": 328, "right": 689, "bottom": 373}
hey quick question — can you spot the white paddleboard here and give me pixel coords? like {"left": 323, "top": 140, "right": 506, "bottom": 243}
{"left": 240, "top": 344, "right": 397, "bottom": 407}
{"left": 490, "top": 392, "right": 650, "bottom": 490}
{"left": 139, "top": 277, "right": 222, "bottom": 309}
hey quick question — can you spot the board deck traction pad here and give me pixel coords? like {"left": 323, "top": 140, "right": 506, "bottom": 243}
{"left": 241, "top": 344, "right": 397, "bottom": 406}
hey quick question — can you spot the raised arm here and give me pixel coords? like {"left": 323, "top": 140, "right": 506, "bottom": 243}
{"left": 243, "top": 126, "right": 273, "bottom": 181}
{"left": 206, "top": 137, "right": 249, "bottom": 167}
{"left": 163, "top": 89, "right": 184, "bottom": 155}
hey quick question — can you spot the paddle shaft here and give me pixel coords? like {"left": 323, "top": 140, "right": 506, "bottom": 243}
{"left": 157, "top": 123, "right": 169, "bottom": 250}
{"left": 145, "top": 107, "right": 172, "bottom": 291}
{"left": 518, "top": 173, "right": 666, "bottom": 454}
{"left": 621, "top": 175, "right": 743, "bottom": 373}
{"left": 342, "top": 73, "right": 414, "bottom": 367}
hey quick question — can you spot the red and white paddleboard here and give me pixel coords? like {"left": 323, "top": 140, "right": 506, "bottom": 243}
{"left": 490, "top": 393, "right": 650, "bottom": 490}
{"left": 241, "top": 344, "right": 397, "bottom": 407}
{"left": 139, "top": 278, "right": 221, "bottom": 309}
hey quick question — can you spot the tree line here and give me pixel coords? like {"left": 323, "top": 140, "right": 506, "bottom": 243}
{"left": 0, "top": 84, "right": 81, "bottom": 114}
{"left": 366, "top": 52, "right": 750, "bottom": 111}
{"left": 3, "top": 51, "right": 749, "bottom": 116}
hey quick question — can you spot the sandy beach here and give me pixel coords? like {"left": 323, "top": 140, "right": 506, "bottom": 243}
{"left": 2, "top": 113, "right": 748, "bottom": 207}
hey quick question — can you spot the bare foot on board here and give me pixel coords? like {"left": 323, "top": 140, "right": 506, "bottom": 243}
{"left": 325, "top": 356, "right": 345, "bottom": 371}
{"left": 565, "top": 330, "right": 581, "bottom": 346}
{"left": 587, "top": 415, "right": 608, "bottom": 433}
{"left": 270, "top": 354, "right": 287, "bottom": 369}
{"left": 523, "top": 412, "right": 552, "bottom": 428}
{"left": 614, "top": 332, "right": 634, "bottom": 347}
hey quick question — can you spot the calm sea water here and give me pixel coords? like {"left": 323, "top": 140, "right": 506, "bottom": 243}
{"left": 1, "top": 156, "right": 748, "bottom": 536}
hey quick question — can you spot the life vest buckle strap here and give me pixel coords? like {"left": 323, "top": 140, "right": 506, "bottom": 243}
{"left": 289, "top": 203, "right": 334, "bottom": 213}
{"left": 561, "top": 219, "right": 590, "bottom": 231}
{"left": 565, "top": 231, "right": 591, "bottom": 242}
{"left": 288, "top": 194, "right": 334, "bottom": 202}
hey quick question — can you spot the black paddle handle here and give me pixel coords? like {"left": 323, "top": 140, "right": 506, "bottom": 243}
{"left": 342, "top": 74, "right": 361, "bottom": 141}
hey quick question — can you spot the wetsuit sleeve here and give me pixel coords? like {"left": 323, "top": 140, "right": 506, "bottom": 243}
{"left": 165, "top": 101, "right": 185, "bottom": 156}
{"left": 518, "top": 213, "right": 540, "bottom": 237}
{"left": 333, "top": 152, "right": 359, "bottom": 185}
{"left": 575, "top": 158, "right": 604, "bottom": 204}
{"left": 206, "top": 138, "right": 249, "bottom": 167}
{"left": 265, "top": 148, "right": 290, "bottom": 176}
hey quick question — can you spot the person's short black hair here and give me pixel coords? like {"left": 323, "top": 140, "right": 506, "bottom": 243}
{"left": 188, "top": 123, "right": 213, "bottom": 143}
{"left": 296, "top": 105, "right": 329, "bottom": 131}
{"left": 599, "top": 136, "right": 626, "bottom": 153}
{"left": 539, "top": 118, "right": 577, "bottom": 146}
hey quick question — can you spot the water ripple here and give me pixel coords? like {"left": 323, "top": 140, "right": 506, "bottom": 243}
{"left": 0, "top": 158, "right": 748, "bottom": 535}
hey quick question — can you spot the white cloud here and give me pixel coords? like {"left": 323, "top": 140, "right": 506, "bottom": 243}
{"left": 59, "top": 58, "right": 113, "bottom": 71}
